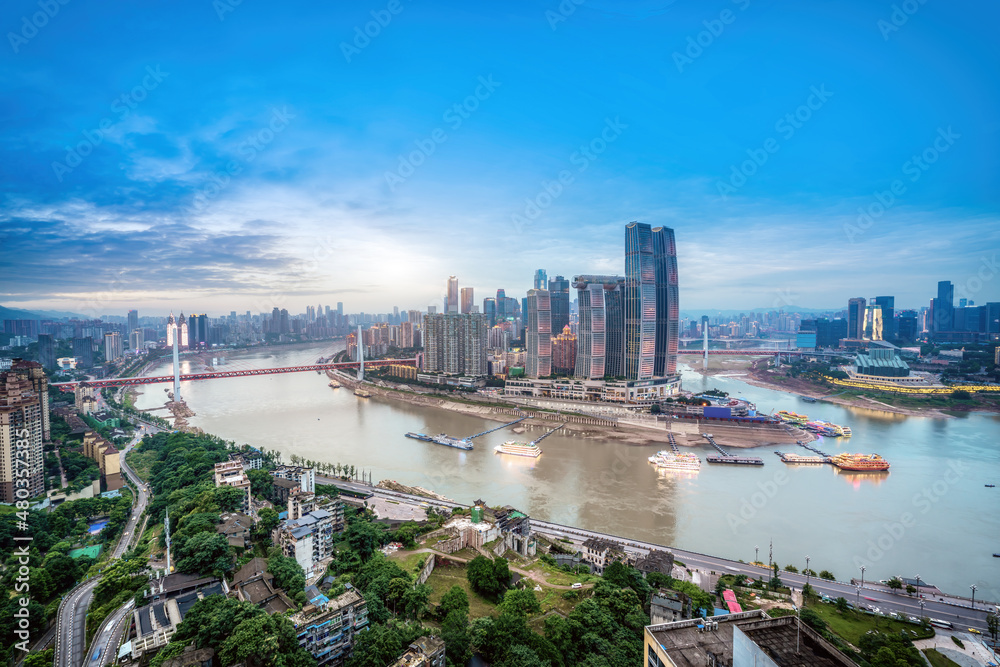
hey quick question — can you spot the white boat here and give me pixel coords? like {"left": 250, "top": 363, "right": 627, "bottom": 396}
{"left": 648, "top": 450, "right": 701, "bottom": 471}
{"left": 495, "top": 440, "right": 542, "bottom": 458}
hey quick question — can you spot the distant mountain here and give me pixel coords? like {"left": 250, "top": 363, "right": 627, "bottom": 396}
{"left": 0, "top": 305, "right": 88, "bottom": 320}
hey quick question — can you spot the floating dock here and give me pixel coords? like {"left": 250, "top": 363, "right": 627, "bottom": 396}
{"left": 404, "top": 432, "right": 473, "bottom": 450}
{"left": 464, "top": 416, "right": 528, "bottom": 440}
{"left": 530, "top": 423, "right": 565, "bottom": 446}
{"left": 775, "top": 451, "right": 827, "bottom": 465}
{"left": 702, "top": 433, "right": 764, "bottom": 466}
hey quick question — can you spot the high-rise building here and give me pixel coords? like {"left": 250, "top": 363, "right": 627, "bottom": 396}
{"left": 573, "top": 275, "right": 625, "bottom": 380}
{"left": 551, "top": 325, "right": 577, "bottom": 376}
{"left": 337, "top": 302, "right": 344, "bottom": 316}
{"left": 422, "top": 313, "right": 488, "bottom": 376}
{"left": 874, "top": 296, "right": 895, "bottom": 339}
{"left": 483, "top": 298, "right": 497, "bottom": 327}
{"left": 104, "top": 331, "right": 123, "bottom": 361}
{"left": 178, "top": 313, "right": 189, "bottom": 346}
{"left": 548, "top": 276, "right": 570, "bottom": 335}
{"left": 130, "top": 329, "right": 144, "bottom": 352}
{"left": 73, "top": 337, "right": 94, "bottom": 368}
{"left": 652, "top": 226, "right": 679, "bottom": 377}
{"left": 847, "top": 298, "right": 866, "bottom": 339}
{"left": 525, "top": 289, "right": 552, "bottom": 378}
{"left": 0, "top": 370, "right": 44, "bottom": 503}
{"left": 897, "top": 310, "right": 918, "bottom": 342}
{"left": 933, "top": 280, "right": 954, "bottom": 333}
{"left": 37, "top": 333, "right": 55, "bottom": 371}
{"left": 127, "top": 309, "right": 138, "bottom": 334}
{"left": 625, "top": 222, "right": 656, "bottom": 380}
{"left": 446, "top": 276, "right": 460, "bottom": 314}
{"left": 605, "top": 282, "right": 626, "bottom": 378}
{"left": 11, "top": 360, "right": 49, "bottom": 442}
{"left": 533, "top": 269, "right": 548, "bottom": 290}
{"left": 864, "top": 305, "right": 883, "bottom": 341}
{"left": 460, "top": 287, "right": 474, "bottom": 314}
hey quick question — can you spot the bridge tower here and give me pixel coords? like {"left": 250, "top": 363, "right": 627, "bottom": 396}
{"left": 172, "top": 329, "right": 181, "bottom": 403}
{"left": 357, "top": 325, "right": 365, "bottom": 382}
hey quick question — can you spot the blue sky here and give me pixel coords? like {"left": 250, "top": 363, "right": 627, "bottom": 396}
{"left": 2, "top": 0, "right": 998, "bottom": 316}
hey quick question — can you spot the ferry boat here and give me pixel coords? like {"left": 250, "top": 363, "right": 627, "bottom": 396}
{"left": 648, "top": 450, "right": 701, "bottom": 471}
{"left": 775, "top": 410, "right": 808, "bottom": 425}
{"left": 329, "top": 380, "right": 341, "bottom": 388}
{"left": 829, "top": 452, "right": 890, "bottom": 472}
{"left": 405, "top": 432, "right": 473, "bottom": 450}
{"left": 494, "top": 440, "right": 542, "bottom": 458}
{"left": 354, "top": 388, "right": 372, "bottom": 398}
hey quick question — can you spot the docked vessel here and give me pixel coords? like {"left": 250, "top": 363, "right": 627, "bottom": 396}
{"left": 648, "top": 450, "right": 701, "bottom": 471}
{"left": 329, "top": 380, "right": 341, "bottom": 388}
{"left": 354, "top": 388, "right": 372, "bottom": 398}
{"left": 405, "top": 432, "right": 473, "bottom": 450}
{"left": 829, "top": 452, "right": 890, "bottom": 472}
{"left": 776, "top": 410, "right": 808, "bottom": 426}
{"left": 495, "top": 440, "right": 542, "bottom": 458}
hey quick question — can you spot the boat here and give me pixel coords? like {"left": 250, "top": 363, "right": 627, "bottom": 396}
{"left": 495, "top": 440, "right": 542, "bottom": 458}
{"left": 354, "top": 388, "right": 371, "bottom": 398}
{"left": 802, "top": 396, "right": 818, "bottom": 403}
{"left": 839, "top": 426, "right": 852, "bottom": 437}
{"left": 829, "top": 452, "right": 890, "bottom": 472}
{"left": 775, "top": 410, "right": 808, "bottom": 425}
{"left": 405, "top": 432, "right": 473, "bottom": 450}
{"left": 986, "top": 484, "right": 995, "bottom": 488}
{"left": 329, "top": 380, "right": 341, "bottom": 388}
{"left": 648, "top": 450, "right": 701, "bottom": 471}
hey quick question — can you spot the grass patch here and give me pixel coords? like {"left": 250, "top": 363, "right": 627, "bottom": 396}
{"left": 425, "top": 562, "right": 497, "bottom": 620}
{"left": 125, "top": 448, "right": 157, "bottom": 483}
{"left": 389, "top": 550, "right": 428, "bottom": 574}
{"left": 527, "top": 561, "right": 597, "bottom": 587}
{"left": 951, "top": 635, "right": 964, "bottom": 648}
{"left": 805, "top": 600, "right": 931, "bottom": 646}
{"left": 923, "top": 649, "right": 963, "bottom": 667}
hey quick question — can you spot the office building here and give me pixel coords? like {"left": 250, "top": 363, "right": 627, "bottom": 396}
{"left": 847, "top": 298, "right": 866, "bottom": 340}
{"left": 897, "top": 310, "right": 919, "bottom": 342}
{"left": 573, "top": 275, "right": 625, "bottom": 380}
{"left": 483, "top": 297, "right": 497, "bottom": 327}
{"left": 422, "top": 313, "right": 488, "bottom": 376}
{"left": 446, "top": 276, "right": 459, "bottom": 313}
{"left": 533, "top": 268, "right": 548, "bottom": 290}
{"left": 0, "top": 371, "right": 44, "bottom": 503}
{"left": 652, "top": 226, "right": 679, "bottom": 377}
{"left": 127, "top": 309, "right": 139, "bottom": 333}
{"left": 873, "top": 296, "right": 894, "bottom": 339}
{"left": 10, "top": 360, "right": 49, "bottom": 441}
{"left": 73, "top": 337, "right": 94, "bottom": 368}
{"left": 933, "top": 280, "right": 955, "bottom": 333}
{"left": 82, "top": 430, "right": 122, "bottom": 491}
{"left": 863, "top": 304, "right": 883, "bottom": 341}
{"left": 548, "top": 275, "right": 570, "bottom": 335}
{"left": 625, "top": 222, "right": 656, "bottom": 380}
{"left": 525, "top": 289, "right": 552, "bottom": 378}
{"left": 460, "top": 287, "right": 474, "bottom": 314}
{"left": 37, "top": 333, "right": 56, "bottom": 371}
{"left": 130, "top": 329, "right": 144, "bottom": 352}
{"left": 551, "top": 325, "right": 577, "bottom": 376}
{"left": 104, "top": 331, "right": 123, "bottom": 362}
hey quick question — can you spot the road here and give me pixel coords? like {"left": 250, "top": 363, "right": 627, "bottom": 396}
{"left": 55, "top": 425, "right": 156, "bottom": 667}
{"left": 319, "top": 476, "right": 996, "bottom": 633}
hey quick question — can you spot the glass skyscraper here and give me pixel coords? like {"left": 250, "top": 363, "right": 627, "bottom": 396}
{"left": 652, "top": 226, "right": 679, "bottom": 377}
{"left": 625, "top": 222, "right": 656, "bottom": 380}
{"left": 573, "top": 275, "right": 625, "bottom": 380}
{"left": 548, "top": 275, "right": 570, "bottom": 335}
{"left": 526, "top": 289, "right": 552, "bottom": 378}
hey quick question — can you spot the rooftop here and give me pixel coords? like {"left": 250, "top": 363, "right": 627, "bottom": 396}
{"left": 737, "top": 617, "right": 855, "bottom": 666}
{"left": 646, "top": 611, "right": 766, "bottom": 667}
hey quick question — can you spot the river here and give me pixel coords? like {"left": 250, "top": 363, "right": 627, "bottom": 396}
{"left": 133, "top": 341, "right": 1000, "bottom": 601}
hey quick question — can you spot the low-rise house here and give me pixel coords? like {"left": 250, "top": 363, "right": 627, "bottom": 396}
{"left": 216, "top": 511, "right": 255, "bottom": 549}
{"left": 635, "top": 549, "right": 675, "bottom": 577}
{"left": 389, "top": 636, "right": 446, "bottom": 667}
{"left": 650, "top": 589, "right": 692, "bottom": 624}
{"left": 213, "top": 460, "right": 252, "bottom": 513}
{"left": 581, "top": 537, "right": 626, "bottom": 575}
{"left": 230, "top": 557, "right": 295, "bottom": 614}
{"left": 272, "top": 465, "right": 315, "bottom": 493}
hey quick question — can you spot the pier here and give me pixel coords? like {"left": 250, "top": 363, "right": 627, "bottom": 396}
{"left": 703, "top": 433, "right": 764, "bottom": 466}
{"left": 796, "top": 440, "right": 832, "bottom": 457}
{"left": 667, "top": 432, "right": 680, "bottom": 454}
{"left": 530, "top": 423, "right": 565, "bottom": 446}
{"left": 464, "top": 416, "right": 528, "bottom": 440}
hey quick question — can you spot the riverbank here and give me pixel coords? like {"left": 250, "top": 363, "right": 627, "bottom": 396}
{"left": 332, "top": 370, "right": 808, "bottom": 449}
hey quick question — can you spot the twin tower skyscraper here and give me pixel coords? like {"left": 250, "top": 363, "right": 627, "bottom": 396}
{"left": 527, "top": 222, "right": 679, "bottom": 381}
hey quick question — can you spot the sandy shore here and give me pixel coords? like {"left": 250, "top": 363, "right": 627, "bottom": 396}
{"left": 332, "top": 371, "right": 809, "bottom": 450}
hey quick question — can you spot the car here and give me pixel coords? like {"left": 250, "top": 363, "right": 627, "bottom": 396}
{"left": 968, "top": 628, "right": 982, "bottom": 635}
{"left": 907, "top": 616, "right": 920, "bottom": 623}
{"left": 571, "top": 583, "right": 583, "bottom": 589}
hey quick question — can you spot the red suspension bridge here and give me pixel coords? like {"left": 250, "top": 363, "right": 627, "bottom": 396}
{"left": 53, "top": 358, "right": 417, "bottom": 390}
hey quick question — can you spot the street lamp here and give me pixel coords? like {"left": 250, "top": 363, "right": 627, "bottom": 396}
{"left": 919, "top": 599, "right": 925, "bottom": 620}
{"left": 971, "top": 585, "right": 977, "bottom": 609}
{"left": 860, "top": 566, "right": 866, "bottom": 589}
{"left": 755, "top": 545, "right": 759, "bottom": 567}
{"left": 805, "top": 556, "right": 811, "bottom": 589}
{"left": 856, "top": 585, "right": 861, "bottom": 610}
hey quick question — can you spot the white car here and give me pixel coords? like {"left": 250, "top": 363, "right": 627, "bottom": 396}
{"left": 571, "top": 583, "right": 583, "bottom": 589}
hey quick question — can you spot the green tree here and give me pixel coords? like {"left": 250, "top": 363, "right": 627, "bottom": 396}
{"left": 346, "top": 622, "right": 405, "bottom": 667}
{"left": 23, "top": 648, "right": 55, "bottom": 667}
{"left": 214, "top": 485, "right": 248, "bottom": 512}
{"left": 247, "top": 468, "right": 274, "bottom": 499}
{"left": 835, "top": 597, "right": 849, "bottom": 613}
{"left": 986, "top": 612, "right": 998, "bottom": 642}
{"left": 467, "top": 555, "right": 509, "bottom": 599}
{"left": 175, "top": 532, "right": 234, "bottom": 576}
{"left": 442, "top": 609, "right": 472, "bottom": 665}
{"left": 345, "top": 518, "right": 388, "bottom": 560}
{"left": 255, "top": 507, "right": 280, "bottom": 541}
{"left": 268, "top": 554, "right": 305, "bottom": 596}
{"left": 887, "top": 577, "right": 903, "bottom": 591}
{"left": 500, "top": 588, "right": 542, "bottom": 616}
{"left": 218, "top": 612, "right": 313, "bottom": 667}
{"left": 438, "top": 585, "right": 469, "bottom": 619}
{"left": 818, "top": 570, "right": 835, "bottom": 580}
{"left": 403, "top": 583, "right": 432, "bottom": 620}
{"left": 784, "top": 564, "right": 799, "bottom": 573}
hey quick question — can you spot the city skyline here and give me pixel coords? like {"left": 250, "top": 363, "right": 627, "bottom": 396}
{"left": 2, "top": 2, "right": 998, "bottom": 313}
